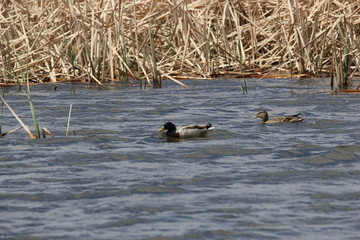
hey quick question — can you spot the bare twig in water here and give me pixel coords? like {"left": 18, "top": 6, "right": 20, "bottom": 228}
{"left": 1, "top": 126, "right": 23, "bottom": 137}
{"left": 66, "top": 104, "right": 73, "bottom": 137}
{"left": 240, "top": 79, "right": 248, "bottom": 94}
{"left": 42, "top": 127, "right": 55, "bottom": 138}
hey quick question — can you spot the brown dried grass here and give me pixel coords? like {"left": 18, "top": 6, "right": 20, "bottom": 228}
{"left": 0, "top": 0, "right": 359, "bottom": 88}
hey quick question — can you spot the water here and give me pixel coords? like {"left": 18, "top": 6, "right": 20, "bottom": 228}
{"left": 1, "top": 79, "right": 360, "bottom": 240}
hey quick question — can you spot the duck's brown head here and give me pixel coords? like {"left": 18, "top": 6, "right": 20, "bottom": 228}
{"left": 256, "top": 110, "right": 269, "bottom": 122}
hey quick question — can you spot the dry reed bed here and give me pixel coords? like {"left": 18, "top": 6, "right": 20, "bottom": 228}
{"left": 0, "top": 0, "right": 359, "bottom": 88}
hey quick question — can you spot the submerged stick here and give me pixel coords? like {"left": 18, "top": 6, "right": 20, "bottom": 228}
{"left": 42, "top": 127, "right": 55, "bottom": 138}
{"left": 0, "top": 95, "right": 36, "bottom": 139}
{"left": 66, "top": 104, "right": 73, "bottom": 137}
{"left": 159, "top": 71, "right": 189, "bottom": 88}
{"left": 1, "top": 126, "right": 23, "bottom": 137}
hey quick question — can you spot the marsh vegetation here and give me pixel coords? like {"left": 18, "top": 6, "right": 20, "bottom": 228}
{"left": 0, "top": 0, "right": 359, "bottom": 89}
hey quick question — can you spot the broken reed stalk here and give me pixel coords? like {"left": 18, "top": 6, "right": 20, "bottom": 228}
{"left": 42, "top": 127, "right": 54, "bottom": 138}
{"left": 0, "top": 95, "right": 36, "bottom": 139}
{"left": 1, "top": 126, "right": 23, "bottom": 138}
{"left": 0, "top": 1, "right": 359, "bottom": 86}
{"left": 66, "top": 104, "right": 73, "bottom": 137}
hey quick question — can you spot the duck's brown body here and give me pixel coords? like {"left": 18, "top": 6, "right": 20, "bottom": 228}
{"left": 256, "top": 110, "right": 304, "bottom": 124}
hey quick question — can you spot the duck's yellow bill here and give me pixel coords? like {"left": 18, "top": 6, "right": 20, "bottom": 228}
{"left": 157, "top": 127, "right": 165, "bottom": 132}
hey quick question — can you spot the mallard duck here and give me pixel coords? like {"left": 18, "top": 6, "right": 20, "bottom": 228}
{"left": 158, "top": 122, "right": 213, "bottom": 138}
{"left": 255, "top": 110, "right": 304, "bottom": 124}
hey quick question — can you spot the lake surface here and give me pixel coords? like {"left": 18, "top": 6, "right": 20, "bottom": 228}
{"left": 1, "top": 78, "right": 360, "bottom": 240}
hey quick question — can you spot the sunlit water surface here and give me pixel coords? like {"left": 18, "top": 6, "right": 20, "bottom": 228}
{"left": 1, "top": 78, "right": 360, "bottom": 240}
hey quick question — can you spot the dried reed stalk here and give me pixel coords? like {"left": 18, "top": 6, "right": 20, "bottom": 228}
{"left": 42, "top": 127, "right": 55, "bottom": 138}
{"left": 66, "top": 104, "right": 72, "bottom": 137}
{"left": 0, "top": 0, "right": 359, "bottom": 88}
{"left": 1, "top": 126, "right": 23, "bottom": 137}
{"left": 0, "top": 95, "right": 36, "bottom": 139}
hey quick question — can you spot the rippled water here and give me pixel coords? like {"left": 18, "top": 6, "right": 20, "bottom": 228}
{"left": 1, "top": 78, "right": 360, "bottom": 240}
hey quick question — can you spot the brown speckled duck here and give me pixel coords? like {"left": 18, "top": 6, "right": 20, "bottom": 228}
{"left": 158, "top": 122, "right": 213, "bottom": 138}
{"left": 255, "top": 110, "right": 304, "bottom": 124}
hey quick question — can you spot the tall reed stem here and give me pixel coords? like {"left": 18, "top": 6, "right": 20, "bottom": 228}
{"left": 66, "top": 104, "right": 73, "bottom": 137}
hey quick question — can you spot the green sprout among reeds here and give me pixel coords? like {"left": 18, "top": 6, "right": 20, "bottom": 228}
{"left": 24, "top": 79, "right": 41, "bottom": 138}
{"left": 68, "top": 45, "right": 76, "bottom": 77}
{"left": 20, "top": 56, "right": 41, "bottom": 138}
{"left": 96, "top": 55, "right": 103, "bottom": 81}
{"left": 336, "top": 20, "right": 351, "bottom": 89}
{"left": 148, "top": 23, "right": 161, "bottom": 88}
{"left": 0, "top": 86, "right": 60, "bottom": 139}
{"left": 0, "top": 93, "right": 36, "bottom": 139}
{"left": 237, "top": 40, "right": 244, "bottom": 72}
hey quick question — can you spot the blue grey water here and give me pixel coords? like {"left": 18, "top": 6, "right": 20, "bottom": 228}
{"left": 1, "top": 78, "right": 360, "bottom": 240}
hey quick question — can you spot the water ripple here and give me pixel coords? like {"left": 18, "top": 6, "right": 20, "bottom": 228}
{"left": 1, "top": 79, "right": 360, "bottom": 240}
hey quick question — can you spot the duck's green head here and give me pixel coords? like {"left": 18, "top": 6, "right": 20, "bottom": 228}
{"left": 158, "top": 122, "right": 176, "bottom": 132}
